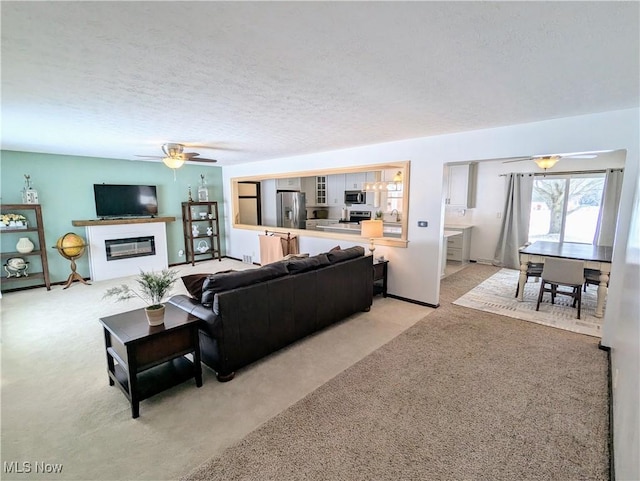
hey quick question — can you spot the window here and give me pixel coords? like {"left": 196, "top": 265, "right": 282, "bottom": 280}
{"left": 528, "top": 173, "right": 605, "bottom": 244}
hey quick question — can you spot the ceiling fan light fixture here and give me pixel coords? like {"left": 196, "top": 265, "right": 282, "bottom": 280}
{"left": 533, "top": 156, "right": 560, "bottom": 170}
{"left": 162, "top": 143, "right": 184, "bottom": 157}
{"left": 162, "top": 156, "right": 185, "bottom": 169}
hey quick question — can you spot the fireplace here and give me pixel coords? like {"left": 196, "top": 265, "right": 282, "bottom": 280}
{"left": 105, "top": 236, "right": 156, "bottom": 261}
{"left": 82, "top": 221, "right": 169, "bottom": 281}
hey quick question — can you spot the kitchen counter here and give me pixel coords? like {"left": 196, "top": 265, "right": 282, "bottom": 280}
{"left": 444, "top": 230, "right": 462, "bottom": 238}
{"left": 444, "top": 223, "right": 474, "bottom": 229}
{"left": 316, "top": 224, "right": 361, "bottom": 234}
{"left": 316, "top": 223, "right": 402, "bottom": 238}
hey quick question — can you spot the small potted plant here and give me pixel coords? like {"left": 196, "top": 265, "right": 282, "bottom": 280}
{"left": 103, "top": 269, "right": 179, "bottom": 326}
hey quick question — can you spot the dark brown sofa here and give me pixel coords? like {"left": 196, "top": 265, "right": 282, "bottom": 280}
{"left": 169, "top": 246, "right": 373, "bottom": 381}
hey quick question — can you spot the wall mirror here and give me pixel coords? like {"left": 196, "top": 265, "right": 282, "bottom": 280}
{"left": 231, "top": 161, "right": 410, "bottom": 247}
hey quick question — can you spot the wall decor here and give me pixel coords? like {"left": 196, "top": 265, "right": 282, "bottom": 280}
{"left": 16, "top": 237, "right": 35, "bottom": 253}
{"left": 1, "top": 213, "right": 27, "bottom": 229}
{"left": 22, "top": 174, "right": 39, "bottom": 204}
{"left": 4, "top": 257, "right": 29, "bottom": 278}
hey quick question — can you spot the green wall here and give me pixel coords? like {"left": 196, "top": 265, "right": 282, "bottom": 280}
{"left": 1, "top": 150, "right": 225, "bottom": 285}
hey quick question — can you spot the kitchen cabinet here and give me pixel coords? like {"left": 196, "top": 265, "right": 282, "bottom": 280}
{"left": 301, "top": 176, "right": 328, "bottom": 206}
{"left": 305, "top": 219, "right": 339, "bottom": 231}
{"left": 327, "top": 174, "right": 346, "bottom": 206}
{"left": 305, "top": 219, "right": 319, "bottom": 230}
{"left": 276, "top": 177, "right": 301, "bottom": 190}
{"left": 301, "top": 177, "right": 316, "bottom": 205}
{"left": 315, "top": 176, "right": 327, "bottom": 205}
{"left": 345, "top": 172, "right": 367, "bottom": 190}
{"left": 181, "top": 202, "right": 221, "bottom": 266}
{"left": 444, "top": 163, "right": 477, "bottom": 208}
{"left": 444, "top": 226, "right": 473, "bottom": 263}
{"left": 1, "top": 203, "right": 51, "bottom": 291}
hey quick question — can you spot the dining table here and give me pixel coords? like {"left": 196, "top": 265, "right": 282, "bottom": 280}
{"left": 518, "top": 241, "right": 613, "bottom": 318}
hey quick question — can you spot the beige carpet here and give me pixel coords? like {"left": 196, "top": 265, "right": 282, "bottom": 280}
{"left": 453, "top": 268, "right": 603, "bottom": 338}
{"left": 0, "top": 258, "right": 432, "bottom": 480}
{"left": 183, "top": 264, "right": 609, "bottom": 481}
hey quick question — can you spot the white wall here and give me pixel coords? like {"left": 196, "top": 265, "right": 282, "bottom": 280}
{"left": 607, "top": 174, "right": 640, "bottom": 481}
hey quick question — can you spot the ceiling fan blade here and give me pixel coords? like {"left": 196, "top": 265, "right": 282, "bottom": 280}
{"left": 182, "top": 143, "right": 241, "bottom": 152}
{"left": 501, "top": 157, "right": 532, "bottom": 164}
{"left": 557, "top": 149, "right": 614, "bottom": 158}
{"left": 182, "top": 152, "right": 201, "bottom": 158}
{"left": 187, "top": 157, "right": 218, "bottom": 163}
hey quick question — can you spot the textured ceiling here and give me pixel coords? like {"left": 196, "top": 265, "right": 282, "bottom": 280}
{"left": 1, "top": 2, "right": 639, "bottom": 166}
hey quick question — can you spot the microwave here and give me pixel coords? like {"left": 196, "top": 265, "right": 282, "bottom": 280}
{"left": 344, "top": 190, "right": 366, "bottom": 205}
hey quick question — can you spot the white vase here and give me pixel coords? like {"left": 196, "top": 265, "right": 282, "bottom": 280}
{"left": 16, "top": 237, "right": 35, "bottom": 254}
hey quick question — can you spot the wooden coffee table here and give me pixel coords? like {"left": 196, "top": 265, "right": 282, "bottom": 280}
{"left": 99, "top": 303, "right": 203, "bottom": 418}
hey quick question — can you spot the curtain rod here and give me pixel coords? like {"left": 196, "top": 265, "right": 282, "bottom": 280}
{"left": 499, "top": 168, "right": 623, "bottom": 177}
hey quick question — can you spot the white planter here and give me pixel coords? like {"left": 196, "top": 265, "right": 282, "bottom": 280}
{"left": 145, "top": 305, "right": 165, "bottom": 326}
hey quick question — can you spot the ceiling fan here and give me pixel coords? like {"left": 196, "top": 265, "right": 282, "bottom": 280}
{"left": 136, "top": 143, "right": 218, "bottom": 169}
{"left": 501, "top": 150, "right": 613, "bottom": 171}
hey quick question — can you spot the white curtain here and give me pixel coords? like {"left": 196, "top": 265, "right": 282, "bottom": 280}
{"left": 493, "top": 173, "right": 534, "bottom": 269}
{"left": 594, "top": 169, "right": 624, "bottom": 246}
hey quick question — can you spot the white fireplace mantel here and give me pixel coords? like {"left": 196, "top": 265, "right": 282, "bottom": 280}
{"left": 73, "top": 217, "right": 176, "bottom": 281}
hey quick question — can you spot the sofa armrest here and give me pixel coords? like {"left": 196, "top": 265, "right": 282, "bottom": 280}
{"left": 168, "top": 295, "right": 218, "bottom": 327}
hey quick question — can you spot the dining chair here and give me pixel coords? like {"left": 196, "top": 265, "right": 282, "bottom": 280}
{"left": 584, "top": 268, "right": 609, "bottom": 292}
{"left": 515, "top": 262, "right": 544, "bottom": 297}
{"left": 536, "top": 258, "right": 585, "bottom": 319}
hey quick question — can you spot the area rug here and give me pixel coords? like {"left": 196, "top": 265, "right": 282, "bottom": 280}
{"left": 453, "top": 268, "right": 603, "bottom": 338}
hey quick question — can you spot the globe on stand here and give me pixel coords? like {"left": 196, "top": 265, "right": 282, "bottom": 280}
{"left": 54, "top": 232, "right": 91, "bottom": 289}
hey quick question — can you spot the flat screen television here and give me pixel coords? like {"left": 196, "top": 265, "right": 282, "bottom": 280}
{"left": 93, "top": 184, "right": 158, "bottom": 218}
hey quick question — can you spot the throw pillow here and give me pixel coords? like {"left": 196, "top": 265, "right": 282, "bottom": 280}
{"left": 201, "top": 263, "right": 289, "bottom": 306}
{"left": 181, "top": 274, "right": 210, "bottom": 300}
{"left": 182, "top": 271, "right": 235, "bottom": 300}
{"left": 285, "top": 254, "right": 331, "bottom": 274}
{"left": 326, "top": 246, "right": 365, "bottom": 264}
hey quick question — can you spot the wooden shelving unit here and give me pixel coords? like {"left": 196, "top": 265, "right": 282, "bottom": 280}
{"left": 181, "top": 202, "right": 221, "bottom": 266}
{"left": 1, "top": 204, "right": 51, "bottom": 291}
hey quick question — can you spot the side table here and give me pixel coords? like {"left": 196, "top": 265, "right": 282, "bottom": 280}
{"left": 99, "top": 303, "right": 203, "bottom": 418}
{"left": 373, "top": 259, "right": 389, "bottom": 297}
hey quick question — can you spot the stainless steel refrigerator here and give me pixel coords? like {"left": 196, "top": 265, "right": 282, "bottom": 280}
{"left": 276, "top": 192, "right": 306, "bottom": 229}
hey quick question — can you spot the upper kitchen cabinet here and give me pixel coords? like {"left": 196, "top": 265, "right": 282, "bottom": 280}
{"left": 301, "top": 177, "right": 316, "bottom": 204}
{"left": 327, "top": 174, "right": 346, "bottom": 206}
{"left": 444, "top": 162, "right": 477, "bottom": 208}
{"left": 276, "top": 177, "right": 301, "bottom": 190}
{"left": 344, "top": 172, "right": 366, "bottom": 190}
{"left": 301, "top": 176, "right": 328, "bottom": 206}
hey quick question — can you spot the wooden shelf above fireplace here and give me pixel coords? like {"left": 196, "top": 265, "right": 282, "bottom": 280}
{"left": 72, "top": 217, "right": 176, "bottom": 227}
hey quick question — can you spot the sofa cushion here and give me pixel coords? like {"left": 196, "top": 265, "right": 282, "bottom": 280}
{"left": 326, "top": 246, "right": 365, "bottom": 264}
{"left": 286, "top": 254, "right": 331, "bottom": 274}
{"left": 182, "top": 270, "right": 236, "bottom": 300}
{"left": 201, "top": 263, "right": 289, "bottom": 307}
